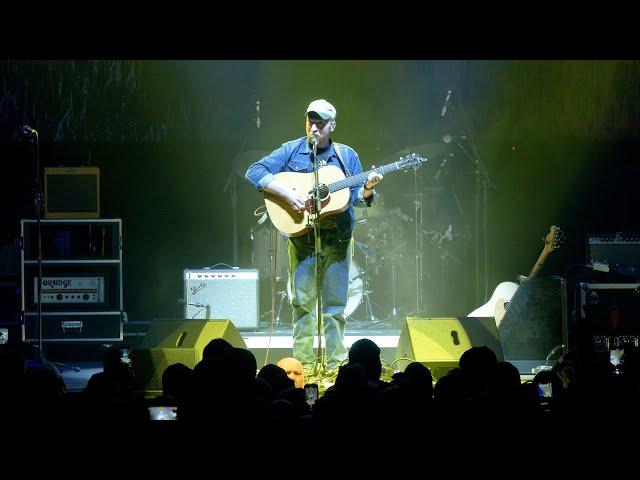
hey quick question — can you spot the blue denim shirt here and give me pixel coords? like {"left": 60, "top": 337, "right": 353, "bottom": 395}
{"left": 245, "top": 136, "right": 375, "bottom": 240}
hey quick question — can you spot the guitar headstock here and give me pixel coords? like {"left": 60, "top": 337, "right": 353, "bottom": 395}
{"left": 544, "top": 225, "right": 565, "bottom": 251}
{"left": 397, "top": 153, "right": 424, "bottom": 171}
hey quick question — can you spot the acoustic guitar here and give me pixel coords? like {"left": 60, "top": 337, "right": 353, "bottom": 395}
{"left": 264, "top": 154, "right": 424, "bottom": 236}
{"left": 468, "top": 225, "right": 564, "bottom": 326}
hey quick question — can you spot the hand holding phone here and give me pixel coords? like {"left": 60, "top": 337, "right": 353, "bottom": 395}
{"left": 538, "top": 382, "right": 553, "bottom": 399}
{"left": 304, "top": 383, "right": 318, "bottom": 406}
{"left": 148, "top": 406, "right": 178, "bottom": 420}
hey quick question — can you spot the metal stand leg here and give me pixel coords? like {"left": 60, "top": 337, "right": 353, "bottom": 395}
{"left": 275, "top": 290, "right": 288, "bottom": 327}
{"left": 390, "top": 256, "right": 398, "bottom": 322}
{"left": 363, "top": 288, "right": 376, "bottom": 322}
{"left": 362, "top": 251, "right": 376, "bottom": 322}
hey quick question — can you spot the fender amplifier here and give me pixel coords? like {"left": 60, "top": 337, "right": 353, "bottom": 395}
{"left": 183, "top": 268, "right": 259, "bottom": 329}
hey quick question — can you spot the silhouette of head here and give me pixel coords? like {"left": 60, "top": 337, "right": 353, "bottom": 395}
{"left": 348, "top": 338, "right": 382, "bottom": 381}
{"left": 459, "top": 346, "right": 498, "bottom": 390}
{"left": 400, "top": 361, "right": 433, "bottom": 397}
{"left": 258, "top": 364, "right": 295, "bottom": 394}
{"left": 227, "top": 347, "right": 258, "bottom": 385}
{"left": 202, "top": 338, "right": 234, "bottom": 362}
{"left": 162, "top": 363, "right": 192, "bottom": 403}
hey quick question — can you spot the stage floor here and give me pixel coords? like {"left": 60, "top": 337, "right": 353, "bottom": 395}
{"left": 53, "top": 322, "right": 540, "bottom": 393}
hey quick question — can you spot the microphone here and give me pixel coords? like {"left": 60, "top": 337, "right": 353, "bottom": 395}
{"left": 256, "top": 99, "right": 261, "bottom": 128}
{"left": 308, "top": 131, "right": 317, "bottom": 145}
{"left": 434, "top": 153, "right": 452, "bottom": 180}
{"left": 177, "top": 298, "right": 205, "bottom": 308}
{"left": 441, "top": 90, "right": 452, "bottom": 117}
{"left": 21, "top": 125, "right": 37, "bottom": 136}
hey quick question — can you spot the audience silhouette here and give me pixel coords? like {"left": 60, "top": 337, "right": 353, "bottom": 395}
{"left": 2, "top": 336, "right": 638, "bottom": 448}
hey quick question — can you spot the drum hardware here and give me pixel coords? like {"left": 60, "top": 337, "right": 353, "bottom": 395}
{"left": 355, "top": 193, "right": 385, "bottom": 224}
{"left": 251, "top": 223, "right": 288, "bottom": 279}
{"left": 251, "top": 217, "right": 290, "bottom": 328}
{"left": 359, "top": 253, "right": 377, "bottom": 323}
{"left": 353, "top": 205, "right": 410, "bottom": 324}
{"left": 260, "top": 289, "right": 289, "bottom": 327}
{"left": 426, "top": 225, "right": 467, "bottom": 306}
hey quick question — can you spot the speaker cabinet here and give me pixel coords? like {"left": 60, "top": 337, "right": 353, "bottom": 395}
{"left": 498, "top": 277, "right": 567, "bottom": 361}
{"left": 183, "top": 269, "right": 259, "bottom": 329}
{"left": 130, "top": 319, "right": 246, "bottom": 391}
{"left": 397, "top": 317, "right": 504, "bottom": 379}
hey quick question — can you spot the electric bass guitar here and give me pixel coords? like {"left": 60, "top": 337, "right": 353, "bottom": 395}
{"left": 264, "top": 154, "right": 424, "bottom": 236}
{"left": 468, "top": 225, "right": 564, "bottom": 326}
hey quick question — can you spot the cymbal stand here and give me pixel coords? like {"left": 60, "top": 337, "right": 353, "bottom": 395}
{"left": 361, "top": 249, "right": 376, "bottom": 322}
{"left": 389, "top": 252, "right": 399, "bottom": 322}
{"left": 413, "top": 166, "right": 424, "bottom": 316}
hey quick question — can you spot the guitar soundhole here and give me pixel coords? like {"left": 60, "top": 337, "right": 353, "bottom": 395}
{"left": 450, "top": 330, "right": 460, "bottom": 345}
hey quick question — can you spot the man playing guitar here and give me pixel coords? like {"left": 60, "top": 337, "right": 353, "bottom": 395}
{"left": 245, "top": 99, "right": 383, "bottom": 380}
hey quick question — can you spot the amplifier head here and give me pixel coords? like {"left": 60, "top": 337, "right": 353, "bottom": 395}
{"left": 587, "top": 232, "right": 640, "bottom": 266}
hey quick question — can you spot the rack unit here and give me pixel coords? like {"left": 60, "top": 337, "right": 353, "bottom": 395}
{"left": 20, "top": 219, "right": 123, "bottom": 342}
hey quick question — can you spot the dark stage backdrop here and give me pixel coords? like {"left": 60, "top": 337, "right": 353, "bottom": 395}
{"left": 2, "top": 60, "right": 640, "bottom": 323}
{"left": 2, "top": 137, "right": 640, "bottom": 323}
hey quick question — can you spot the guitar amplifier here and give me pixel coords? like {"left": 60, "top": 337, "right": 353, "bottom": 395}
{"left": 579, "top": 283, "right": 640, "bottom": 351}
{"left": 183, "top": 268, "right": 259, "bottom": 329}
{"left": 587, "top": 233, "right": 640, "bottom": 267}
{"left": 44, "top": 167, "right": 100, "bottom": 219}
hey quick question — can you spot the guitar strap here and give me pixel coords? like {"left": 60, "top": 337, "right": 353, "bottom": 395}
{"left": 331, "top": 141, "right": 352, "bottom": 177}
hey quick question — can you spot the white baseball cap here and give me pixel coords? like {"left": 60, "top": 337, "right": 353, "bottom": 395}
{"left": 305, "top": 99, "right": 336, "bottom": 121}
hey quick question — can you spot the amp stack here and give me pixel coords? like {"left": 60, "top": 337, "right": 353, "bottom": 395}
{"left": 20, "top": 219, "right": 124, "bottom": 342}
{"left": 578, "top": 232, "right": 640, "bottom": 354}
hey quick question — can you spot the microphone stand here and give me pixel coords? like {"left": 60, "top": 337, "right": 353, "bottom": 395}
{"left": 446, "top": 90, "right": 495, "bottom": 308}
{"left": 454, "top": 138, "right": 495, "bottom": 305}
{"left": 26, "top": 127, "right": 79, "bottom": 376}
{"left": 309, "top": 136, "right": 324, "bottom": 376}
{"left": 29, "top": 129, "right": 45, "bottom": 358}
{"left": 223, "top": 170, "right": 239, "bottom": 267}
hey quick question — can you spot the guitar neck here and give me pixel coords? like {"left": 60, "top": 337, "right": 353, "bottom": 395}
{"left": 526, "top": 248, "right": 551, "bottom": 280}
{"left": 328, "top": 162, "right": 404, "bottom": 193}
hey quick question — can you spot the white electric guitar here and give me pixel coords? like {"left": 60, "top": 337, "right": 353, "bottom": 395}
{"left": 468, "top": 225, "right": 564, "bottom": 326}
